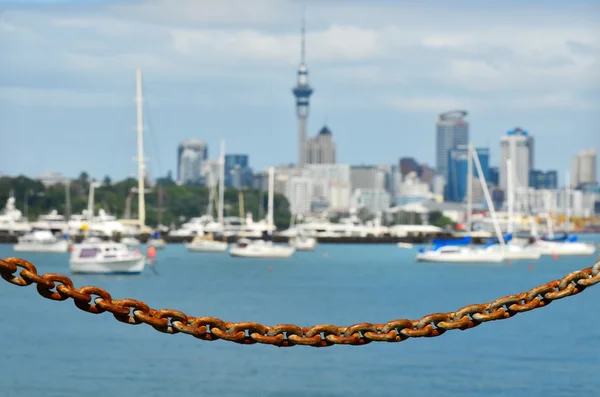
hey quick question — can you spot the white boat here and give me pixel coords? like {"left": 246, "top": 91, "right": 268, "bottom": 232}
{"left": 69, "top": 241, "right": 145, "bottom": 274}
{"left": 13, "top": 230, "right": 69, "bottom": 253}
{"left": 416, "top": 245, "right": 504, "bottom": 263}
{"left": 229, "top": 167, "right": 296, "bottom": 259}
{"left": 485, "top": 158, "right": 541, "bottom": 261}
{"left": 484, "top": 242, "right": 541, "bottom": 260}
{"left": 289, "top": 235, "right": 317, "bottom": 251}
{"left": 530, "top": 238, "right": 596, "bottom": 256}
{"left": 185, "top": 233, "right": 228, "bottom": 252}
{"left": 230, "top": 238, "right": 296, "bottom": 258}
{"left": 397, "top": 242, "right": 414, "bottom": 249}
{"left": 416, "top": 143, "right": 506, "bottom": 264}
{"left": 0, "top": 195, "right": 32, "bottom": 234}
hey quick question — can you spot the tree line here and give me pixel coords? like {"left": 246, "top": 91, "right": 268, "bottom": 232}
{"left": 0, "top": 172, "right": 292, "bottom": 229}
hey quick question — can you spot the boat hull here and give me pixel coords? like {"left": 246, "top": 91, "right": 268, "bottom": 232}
{"left": 13, "top": 239, "right": 69, "bottom": 253}
{"left": 230, "top": 245, "right": 295, "bottom": 258}
{"left": 69, "top": 257, "right": 146, "bottom": 274}
{"left": 185, "top": 241, "right": 228, "bottom": 252}
{"left": 533, "top": 242, "right": 596, "bottom": 256}
{"left": 289, "top": 238, "right": 317, "bottom": 251}
{"left": 485, "top": 245, "right": 542, "bottom": 260}
{"left": 416, "top": 250, "right": 504, "bottom": 263}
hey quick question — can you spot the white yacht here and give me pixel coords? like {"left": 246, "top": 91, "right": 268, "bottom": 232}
{"left": 230, "top": 237, "right": 296, "bottom": 258}
{"left": 185, "top": 140, "right": 230, "bottom": 253}
{"left": 416, "top": 143, "right": 507, "bottom": 264}
{"left": 229, "top": 167, "right": 295, "bottom": 259}
{"left": 289, "top": 235, "right": 317, "bottom": 251}
{"left": 416, "top": 243, "right": 505, "bottom": 263}
{"left": 287, "top": 212, "right": 390, "bottom": 239}
{"left": 483, "top": 158, "right": 541, "bottom": 260}
{"left": 30, "top": 210, "right": 69, "bottom": 233}
{"left": 69, "top": 241, "right": 146, "bottom": 274}
{"left": 530, "top": 237, "right": 596, "bottom": 256}
{"left": 0, "top": 196, "right": 32, "bottom": 234}
{"left": 185, "top": 233, "right": 229, "bottom": 252}
{"left": 13, "top": 230, "right": 69, "bottom": 253}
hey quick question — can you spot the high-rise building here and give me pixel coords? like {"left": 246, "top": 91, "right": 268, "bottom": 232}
{"left": 445, "top": 146, "right": 489, "bottom": 202}
{"left": 292, "top": 17, "right": 313, "bottom": 166}
{"left": 306, "top": 164, "right": 351, "bottom": 211}
{"left": 306, "top": 125, "right": 336, "bottom": 164}
{"left": 225, "top": 154, "right": 252, "bottom": 188}
{"left": 177, "top": 140, "right": 208, "bottom": 184}
{"left": 529, "top": 170, "right": 558, "bottom": 190}
{"left": 499, "top": 127, "right": 534, "bottom": 191}
{"left": 435, "top": 110, "right": 469, "bottom": 181}
{"left": 350, "top": 165, "right": 386, "bottom": 192}
{"left": 572, "top": 148, "right": 597, "bottom": 187}
{"left": 488, "top": 167, "right": 499, "bottom": 186}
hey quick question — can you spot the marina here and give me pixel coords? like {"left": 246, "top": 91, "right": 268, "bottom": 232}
{"left": 1, "top": 238, "right": 599, "bottom": 396}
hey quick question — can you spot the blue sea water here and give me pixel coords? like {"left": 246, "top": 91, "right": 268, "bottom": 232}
{"left": 1, "top": 237, "right": 599, "bottom": 397}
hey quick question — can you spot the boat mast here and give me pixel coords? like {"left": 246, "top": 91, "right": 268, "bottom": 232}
{"left": 267, "top": 167, "right": 274, "bottom": 235}
{"left": 466, "top": 144, "right": 472, "bottom": 234}
{"left": 218, "top": 140, "right": 225, "bottom": 228}
{"left": 65, "top": 180, "right": 71, "bottom": 222}
{"left": 507, "top": 158, "right": 513, "bottom": 234}
{"left": 565, "top": 171, "right": 570, "bottom": 235}
{"left": 471, "top": 143, "right": 505, "bottom": 246}
{"left": 135, "top": 68, "right": 146, "bottom": 231}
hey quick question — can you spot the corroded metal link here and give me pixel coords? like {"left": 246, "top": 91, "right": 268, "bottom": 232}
{"left": 1, "top": 256, "right": 599, "bottom": 347}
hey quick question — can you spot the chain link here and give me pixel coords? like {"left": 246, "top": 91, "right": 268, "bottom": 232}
{"left": 1, "top": 256, "right": 599, "bottom": 347}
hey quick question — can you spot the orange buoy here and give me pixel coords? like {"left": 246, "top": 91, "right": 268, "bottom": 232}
{"left": 552, "top": 252, "right": 558, "bottom": 260}
{"left": 147, "top": 246, "right": 156, "bottom": 259}
{"left": 528, "top": 264, "right": 534, "bottom": 271}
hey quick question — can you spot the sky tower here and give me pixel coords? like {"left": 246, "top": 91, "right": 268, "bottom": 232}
{"left": 292, "top": 15, "right": 313, "bottom": 166}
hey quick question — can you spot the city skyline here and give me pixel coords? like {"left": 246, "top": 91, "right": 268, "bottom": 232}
{"left": 0, "top": 0, "right": 599, "bottom": 183}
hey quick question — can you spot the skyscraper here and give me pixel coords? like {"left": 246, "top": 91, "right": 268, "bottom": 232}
{"left": 446, "top": 145, "right": 489, "bottom": 202}
{"left": 435, "top": 110, "right": 469, "bottom": 182}
{"left": 572, "top": 148, "right": 597, "bottom": 187}
{"left": 292, "top": 16, "right": 313, "bottom": 166}
{"left": 306, "top": 125, "right": 336, "bottom": 164}
{"left": 499, "top": 127, "right": 534, "bottom": 191}
{"left": 177, "top": 139, "right": 208, "bottom": 184}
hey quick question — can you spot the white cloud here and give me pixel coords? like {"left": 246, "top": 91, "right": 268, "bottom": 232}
{"left": 1, "top": 0, "right": 598, "bottom": 111}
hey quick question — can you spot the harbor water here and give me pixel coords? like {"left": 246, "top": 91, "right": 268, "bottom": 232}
{"left": 1, "top": 237, "right": 599, "bottom": 397}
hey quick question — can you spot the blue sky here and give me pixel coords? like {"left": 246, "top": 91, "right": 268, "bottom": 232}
{"left": 0, "top": 0, "right": 598, "bottom": 183}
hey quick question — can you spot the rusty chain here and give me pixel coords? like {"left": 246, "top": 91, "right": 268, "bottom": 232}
{"left": 1, "top": 256, "right": 599, "bottom": 347}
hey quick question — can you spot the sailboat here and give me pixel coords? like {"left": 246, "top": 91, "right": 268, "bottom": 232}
{"left": 148, "top": 187, "right": 167, "bottom": 249}
{"left": 288, "top": 214, "right": 317, "bottom": 251}
{"left": 483, "top": 158, "right": 541, "bottom": 260}
{"left": 185, "top": 140, "right": 229, "bottom": 252}
{"left": 69, "top": 69, "right": 147, "bottom": 275}
{"left": 416, "top": 143, "right": 504, "bottom": 263}
{"left": 529, "top": 171, "right": 596, "bottom": 256}
{"left": 230, "top": 167, "right": 296, "bottom": 258}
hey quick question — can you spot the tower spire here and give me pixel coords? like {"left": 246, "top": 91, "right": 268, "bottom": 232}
{"left": 292, "top": 10, "right": 313, "bottom": 167}
{"left": 300, "top": 10, "right": 306, "bottom": 65}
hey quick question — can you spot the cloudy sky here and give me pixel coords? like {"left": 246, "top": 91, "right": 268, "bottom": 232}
{"left": 0, "top": 0, "right": 599, "bottom": 183}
